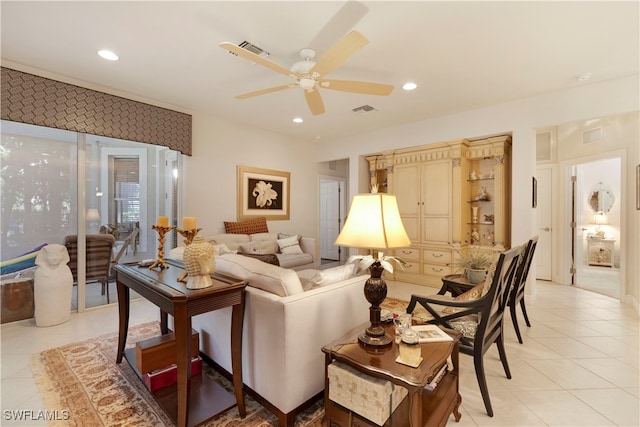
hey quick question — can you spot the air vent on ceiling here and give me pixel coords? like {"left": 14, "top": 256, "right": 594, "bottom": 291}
{"left": 352, "top": 105, "right": 377, "bottom": 114}
{"left": 582, "top": 127, "right": 602, "bottom": 144}
{"left": 228, "top": 41, "right": 270, "bottom": 64}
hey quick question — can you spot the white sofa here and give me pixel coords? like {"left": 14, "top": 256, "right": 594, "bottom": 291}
{"left": 203, "top": 233, "right": 318, "bottom": 271}
{"left": 190, "top": 255, "right": 370, "bottom": 426}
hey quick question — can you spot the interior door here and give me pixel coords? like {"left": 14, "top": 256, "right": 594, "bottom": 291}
{"left": 319, "top": 177, "right": 344, "bottom": 261}
{"left": 535, "top": 167, "right": 552, "bottom": 280}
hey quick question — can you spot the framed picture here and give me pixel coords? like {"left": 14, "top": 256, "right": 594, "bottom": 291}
{"left": 237, "top": 166, "right": 290, "bottom": 220}
{"left": 532, "top": 177, "right": 537, "bottom": 208}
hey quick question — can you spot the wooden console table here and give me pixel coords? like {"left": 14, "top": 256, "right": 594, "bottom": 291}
{"left": 115, "top": 263, "right": 247, "bottom": 427}
{"left": 322, "top": 322, "right": 462, "bottom": 427}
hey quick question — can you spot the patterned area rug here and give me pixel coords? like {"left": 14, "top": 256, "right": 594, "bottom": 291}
{"left": 30, "top": 322, "right": 323, "bottom": 426}
{"left": 381, "top": 297, "right": 432, "bottom": 323}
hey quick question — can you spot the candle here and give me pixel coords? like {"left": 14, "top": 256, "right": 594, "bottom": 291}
{"left": 183, "top": 217, "right": 196, "bottom": 230}
{"left": 157, "top": 216, "right": 169, "bottom": 227}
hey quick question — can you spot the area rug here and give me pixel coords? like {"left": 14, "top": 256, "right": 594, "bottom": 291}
{"left": 30, "top": 321, "right": 323, "bottom": 426}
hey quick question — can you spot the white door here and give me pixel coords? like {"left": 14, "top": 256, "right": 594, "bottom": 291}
{"left": 535, "top": 167, "right": 553, "bottom": 280}
{"left": 319, "top": 178, "right": 344, "bottom": 260}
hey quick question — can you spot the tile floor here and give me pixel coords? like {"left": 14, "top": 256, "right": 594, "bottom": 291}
{"left": 1, "top": 279, "right": 639, "bottom": 426}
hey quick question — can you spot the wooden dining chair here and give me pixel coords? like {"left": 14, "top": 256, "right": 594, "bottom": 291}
{"left": 64, "top": 234, "right": 116, "bottom": 303}
{"left": 406, "top": 245, "right": 521, "bottom": 417}
{"left": 508, "top": 236, "right": 538, "bottom": 343}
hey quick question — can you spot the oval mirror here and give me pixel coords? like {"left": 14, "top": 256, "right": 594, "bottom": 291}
{"left": 588, "top": 182, "right": 615, "bottom": 213}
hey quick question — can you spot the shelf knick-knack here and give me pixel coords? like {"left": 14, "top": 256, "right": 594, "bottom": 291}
{"left": 472, "top": 206, "right": 479, "bottom": 223}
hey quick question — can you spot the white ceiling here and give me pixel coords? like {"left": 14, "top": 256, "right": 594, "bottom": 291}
{"left": 2, "top": 1, "right": 638, "bottom": 142}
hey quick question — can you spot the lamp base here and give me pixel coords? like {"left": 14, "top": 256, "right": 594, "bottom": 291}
{"left": 358, "top": 330, "right": 392, "bottom": 346}
{"left": 359, "top": 262, "right": 392, "bottom": 347}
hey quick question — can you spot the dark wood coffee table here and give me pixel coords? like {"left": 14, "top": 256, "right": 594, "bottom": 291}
{"left": 322, "top": 322, "right": 462, "bottom": 427}
{"left": 115, "top": 263, "right": 247, "bottom": 427}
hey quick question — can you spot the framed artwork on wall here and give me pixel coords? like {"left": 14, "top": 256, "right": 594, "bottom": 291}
{"left": 237, "top": 165, "right": 290, "bottom": 220}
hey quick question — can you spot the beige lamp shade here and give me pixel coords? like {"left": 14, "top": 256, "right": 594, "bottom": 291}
{"left": 335, "top": 193, "right": 410, "bottom": 250}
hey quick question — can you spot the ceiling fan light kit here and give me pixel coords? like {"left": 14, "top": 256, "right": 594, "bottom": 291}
{"left": 220, "top": 30, "right": 394, "bottom": 116}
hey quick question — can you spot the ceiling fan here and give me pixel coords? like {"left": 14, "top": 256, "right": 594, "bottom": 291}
{"left": 220, "top": 31, "right": 394, "bottom": 116}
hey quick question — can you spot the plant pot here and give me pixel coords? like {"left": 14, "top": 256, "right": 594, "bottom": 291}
{"left": 465, "top": 268, "right": 486, "bottom": 284}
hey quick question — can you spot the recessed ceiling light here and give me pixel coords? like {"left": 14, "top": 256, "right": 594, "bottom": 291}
{"left": 402, "top": 82, "right": 417, "bottom": 91}
{"left": 98, "top": 49, "right": 119, "bottom": 61}
{"left": 293, "top": 117, "right": 303, "bottom": 123}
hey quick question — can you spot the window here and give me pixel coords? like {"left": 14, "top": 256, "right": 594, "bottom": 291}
{"left": 113, "top": 157, "right": 140, "bottom": 237}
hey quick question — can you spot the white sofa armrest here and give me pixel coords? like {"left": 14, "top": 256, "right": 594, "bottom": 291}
{"left": 299, "top": 237, "right": 319, "bottom": 268}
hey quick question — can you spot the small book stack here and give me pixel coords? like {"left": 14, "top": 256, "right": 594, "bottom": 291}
{"left": 423, "top": 358, "right": 452, "bottom": 392}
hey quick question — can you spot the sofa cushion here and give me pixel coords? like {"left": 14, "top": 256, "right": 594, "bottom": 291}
{"left": 307, "top": 263, "right": 357, "bottom": 288}
{"left": 276, "top": 253, "right": 313, "bottom": 269}
{"left": 210, "top": 234, "right": 250, "bottom": 252}
{"left": 215, "top": 254, "right": 303, "bottom": 297}
{"left": 224, "top": 217, "right": 268, "bottom": 234}
{"left": 250, "top": 232, "right": 279, "bottom": 254}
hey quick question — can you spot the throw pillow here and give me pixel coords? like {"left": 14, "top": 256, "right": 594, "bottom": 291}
{"left": 441, "top": 284, "right": 483, "bottom": 314}
{"left": 213, "top": 243, "right": 235, "bottom": 256}
{"left": 249, "top": 232, "right": 279, "bottom": 254}
{"left": 224, "top": 217, "right": 269, "bottom": 234}
{"left": 308, "top": 263, "right": 357, "bottom": 288}
{"left": 277, "top": 234, "right": 303, "bottom": 255}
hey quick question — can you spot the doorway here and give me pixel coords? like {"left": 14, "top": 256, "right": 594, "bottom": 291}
{"left": 319, "top": 176, "right": 346, "bottom": 263}
{"left": 570, "top": 156, "right": 622, "bottom": 299}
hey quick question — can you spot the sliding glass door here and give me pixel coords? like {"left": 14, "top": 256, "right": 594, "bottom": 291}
{"left": 1, "top": 120, "right": 183, "bottom": 311}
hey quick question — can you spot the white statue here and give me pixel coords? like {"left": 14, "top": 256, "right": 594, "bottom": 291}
{"left": 34, "top": 244, "right": 73, "bottom": 327}
{"left": 183, "top": 236, "right": 216, "bottom": 289}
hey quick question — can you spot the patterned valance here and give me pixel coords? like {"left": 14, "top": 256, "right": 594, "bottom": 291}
{"left": 1, "top": 67, "right": 192, "bottom": 155}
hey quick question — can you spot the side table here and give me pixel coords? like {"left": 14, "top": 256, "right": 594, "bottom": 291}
{"left": 115, "top": 263, "right": 247, "bottom": 427}
{"left": 322, "top": 322, "right": 462, "bottom": 427}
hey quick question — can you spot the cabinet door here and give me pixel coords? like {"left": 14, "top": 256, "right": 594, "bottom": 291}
{"left": 422, "top": 161, "right": 451, "bottom": 243}
{"left": 394, "top": 164, "right": 420, "bottom": 242}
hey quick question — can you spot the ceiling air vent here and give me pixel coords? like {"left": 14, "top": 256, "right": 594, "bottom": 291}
{"left": 352, "top": 105, "right": 377, "bottom": 114}
{"left": 228, "top": 41, "right": 270, "bottom": 64}
{"left": 582, "top": 127, "right": 602, "bottom": 144}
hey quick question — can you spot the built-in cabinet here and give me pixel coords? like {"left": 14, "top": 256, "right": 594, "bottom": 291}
{"left": 367, "top": 135, "right": 511, "bottom": 287}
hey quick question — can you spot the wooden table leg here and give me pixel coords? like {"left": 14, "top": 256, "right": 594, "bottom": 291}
{"left": 160, "top": 310, "right": 168, "bottom": 335}
{"left": 409, "top": 389, "right": 423, "bottom": 427}
{"left": 231, "top": 295, "right": 246, "bottom": 417}
{"left": 115, "top": 279, "right": 130, "bottom": 364}
{"left": 174, "top": 303, "right": 191, "bottom": 427}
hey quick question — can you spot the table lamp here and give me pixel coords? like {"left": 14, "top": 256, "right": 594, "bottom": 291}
{"left": 335, "top": 192, "right": 411, "bottom": 346}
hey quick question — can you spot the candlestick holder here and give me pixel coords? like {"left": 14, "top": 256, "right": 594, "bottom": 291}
{"left": 176, "top": 227, "right": 202, "bottom": 245}
{"left": 149, "top": 225, "right": 175, "bottom": 270}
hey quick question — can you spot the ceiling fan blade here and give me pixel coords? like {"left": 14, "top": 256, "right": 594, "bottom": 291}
{"left": 220, "top": 42, "right": 297, "bottom": 78}
{"left": 307, "top": 1, "right": 369, "bottom": 54}
{"left": 320, "top": 79, "right": 394, "bottom": 96}
{"left": 305, "top": 89, "right": 325, "bottom": 116}
{"left": 235, "top": 84, "right": 296, "bottom": 100}
{"left": 311, "top": 31, "right": 368, "bottom": 77}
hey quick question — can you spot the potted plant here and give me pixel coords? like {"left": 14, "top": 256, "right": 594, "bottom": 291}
{"left": 452, "top": 246, "right": 497, "bottom": 284}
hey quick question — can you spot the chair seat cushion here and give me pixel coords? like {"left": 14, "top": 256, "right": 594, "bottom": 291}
{"left": 450, "top": 314, "right": 479, "bottom": 338}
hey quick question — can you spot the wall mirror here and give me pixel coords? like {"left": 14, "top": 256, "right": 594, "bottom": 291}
{"left": 588, "top": 182, "right": 615, "bottom": 213}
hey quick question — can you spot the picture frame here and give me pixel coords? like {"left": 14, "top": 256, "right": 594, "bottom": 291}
{"left": 237, "top": 165, "right": 290, "bottom": 221}
{"left": 636, "top": 164, "right": 640, "bottom": 210}
{"left": 532, "top": 176, "right": 537, "bottom": 208}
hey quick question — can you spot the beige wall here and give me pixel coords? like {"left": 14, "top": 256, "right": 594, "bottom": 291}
{"left": 185, "top": 115, "right": 318, "bottom": 239}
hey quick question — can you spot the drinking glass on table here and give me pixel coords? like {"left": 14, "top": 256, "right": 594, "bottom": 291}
{"left": 393, "top": 313, "right": 412, "bottom": 343}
